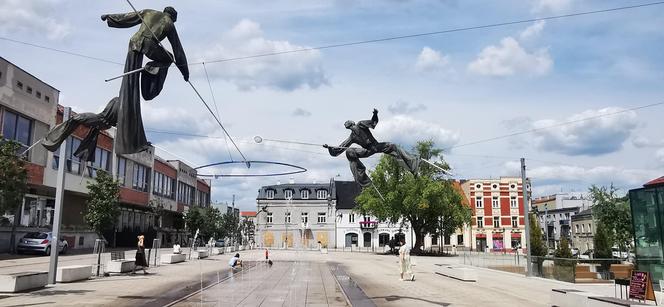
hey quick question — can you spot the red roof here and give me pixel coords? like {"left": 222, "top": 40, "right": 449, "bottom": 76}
{"left": 644, "top": 176, "right": 664, "bottom": 188}
{"left": 240, "top": 211, "right": 257, "bottom": 217}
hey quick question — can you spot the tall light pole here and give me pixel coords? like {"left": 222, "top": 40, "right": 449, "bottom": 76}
{"left": 48, "top": 107, "right": 70, "bottom": 285}
{"left": 521, "top": 158, "right": 532, "bottom": 277}
{"left": 544, "top": 204, "right": 549, "bottom": 250}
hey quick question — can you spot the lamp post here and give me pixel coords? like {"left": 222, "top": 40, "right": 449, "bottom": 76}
{"left": 545, "top": 204, "right": 549, "bottom": 250}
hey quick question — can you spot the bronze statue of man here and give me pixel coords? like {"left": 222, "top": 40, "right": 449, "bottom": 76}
{"left": 101, "top": 6, "right": 189, "bottom": 154}
{"left": 325, "top": 109, "right": 420, "bottom": 187}
{"left": 42, "top": 97, "right": 119, "bottom": 163}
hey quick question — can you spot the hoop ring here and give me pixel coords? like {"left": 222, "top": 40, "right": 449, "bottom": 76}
{"left": 194, "top": 160, "right": 307, "bottom": 178}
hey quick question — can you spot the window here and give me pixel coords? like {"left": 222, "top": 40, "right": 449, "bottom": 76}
{"left": 510, "top": 183, "right": 516, "bottom": 190}
{"left": 457, "top": 234, "right": 464, "bottom": 245}
{"left": 285, "top": 212, "right": 291, "bottom": 224}
{"left": 266, "top": 190, "right": 275, "bottom": 199}
{"left": 581, "top": 224, "right": 585, "bottom": 233}
{"left": 432, "top": 235, "right": 438, "bottom": 245}
{"left": 475, "top": 196, "right": 483, "bottom": 208}
{"left": 492, "top": 184, "right": 498, "bottom": 189}
{"left": 349, "top": 213, "right": 355, "bottom": 223}
{"left": 317, "top": 189, "right": 328, "bottom": 199}
{"left": 36, "top": 91, "right": 41, "bottom": 99}
{"left": 300, "top": 190, "right": 309, "bottom": 199}
{"left": 475, "top": 184, "right": 482, "bottom": 189}
{"left": 445, "top": 236, "right": 451, "bottom": 245}
{"left": 132, "top": 164, "right": 150, "bottom": 192}
{"left": 493, "top": 216, "right": 500, "bottom": 228}
{"left": 266, "top": 212, "right": 273, "bottom": 224}
{"left": 510, "top": 196, "right": 518, "bottom": 208}
{"left": 45, "top": 96, "right": 50, "bottom": 103}
{"left": 117, "top": 157, "right": 127, "bottom": 186}
{"left": 177, "top": 182, "right": 195, "bottom": 205}
{"left": 52, "top": 136, "right": 82, "bottom": 175}
{"left": 301, "top": 212, "right": 308, "bottom": 224}
{"left": 2, "top": 110, "right": 32, "bottom": 152}
{"left": 511, "top": 216, "right": 518, "bottom": 228}
{"left": 575, "top": 224, "right": 579, "bottom": 234}
{"left": 27, "top": 86, "right": 33, "bottom": 94}
{"left": 16, "top": 81, "right": 23, "bottom": 89}
{"left": 492, "top": 196, "right": 499, "bottom": 208}
{"left": 88, "top": 147, "right": 111, "bottom": 177}
{"left": 588, "top": 224, "right": 592, "bottom": 233}
{"left": 284, "top": 189, "right": 293, "bottom": 200}
{"left": 476, "top": 217, "right": 484, "bottom": 228}
{"left": 317, "top": 212, "right": 326, "bottom": 224}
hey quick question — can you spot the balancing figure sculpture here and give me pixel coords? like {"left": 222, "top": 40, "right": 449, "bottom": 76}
{"left": 101, "top": 6, "right": 189, "bottom": 154}
{"left": 324, "top": 109, "right": 420, "bottom": 187}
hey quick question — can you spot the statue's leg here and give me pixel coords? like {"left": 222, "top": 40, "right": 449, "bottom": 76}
{"left": 378, "top": 142, "right": 420, "bottom": 175}
{"left": 115, "top": 49, "right": 150, "bottom": 155}
{"left": 141, "top": 61, "right": 170, "bottom": 101}
{"left": 346, "top": 148, "right": 374, "bottom": 187}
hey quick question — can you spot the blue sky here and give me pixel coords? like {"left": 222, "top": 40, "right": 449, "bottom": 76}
{"left": 2, "top": 0, "right": 663, "bottom": 210}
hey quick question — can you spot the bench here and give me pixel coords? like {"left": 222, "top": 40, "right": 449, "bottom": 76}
{"left": 106, "top": 260, "right": 135, "bottom": 273}
{"left": 193, "top": 250, "right": 209, "bottom": 259}
{"left": 588, "top": 296, "right": 649, "bottom": 307}
{"left": 610, "top": 264, "right": 633, "bottom": 280}
{"left": 56, "top": 265, "right": 92, "bottom": 283}
{"left": 0, "top": 271, "right": 48, "bottom": 292}
{"left": 161, "top": 253, "right": 186, "bottom": 264}
{"left": 435, "top": 266, "right": 477, "bottom": 282}
{"left": 551, "top": 289, "right": 601, "bottom": 307}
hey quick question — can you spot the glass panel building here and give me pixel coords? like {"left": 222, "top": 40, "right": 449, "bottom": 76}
{"left": 629, "top": 177, "right": 664, "bottom": 287}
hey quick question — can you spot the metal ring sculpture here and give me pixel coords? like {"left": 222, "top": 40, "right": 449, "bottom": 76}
{"left": 194, "top": 160, "right": 307, "bottom": 178}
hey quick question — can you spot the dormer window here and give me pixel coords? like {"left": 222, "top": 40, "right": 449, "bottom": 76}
{"left": 301, "top": 189, "right": 309, "bottom": 199}
{"left": 284, "top": 189, "right": 293, "bottom": 200}
{"left": 317, "top": 189, "right": 327, "bottom": 199}
{"left": 475, "top": 183, "right": 482, "bottom": 189}
{"left": 492, "top": 184, "right": 498, "bottom": 189}
{"left": 266, "top": 189, "right": 275, "bottom": 199}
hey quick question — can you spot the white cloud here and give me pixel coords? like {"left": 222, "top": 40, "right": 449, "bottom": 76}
{"left": 0, "top": 0, "right": 70, "bottom": 40}
{"left": 531, "top": 107, "right": 638, "bottom": 156}
{"left": 657, "top": 148, "right": 664, "bottom": 166}
{"left": 387, "top": 100, "right": 427, "bottom": 114}
{"left": 374, "top": 115, "right": 460, "bottom": 150}
{"left": 532, "top": 0, "right": 572, "bottom": 13}
{"left": 414, "top": 47, "right": 450, "bottom": 72}
{"left": 198, "top": 19, "right": 328, "bottom": 91}
{"left": 292, "top": 107, "right": 312, "bottom": 117}
{"left": 142, "top": 104, "right": 217, "bottom": 136}
{"left": 519, "top": 21, "right": 546, "bottom": 41}
{"left": 632, "top": 136, "right": 664, "bottom": 148}
{"left": 468, "top": 37, "right": 552, "bottom": 76}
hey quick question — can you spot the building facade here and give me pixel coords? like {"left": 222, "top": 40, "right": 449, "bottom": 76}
{"left": 256, "top": 182, "right": 336, "bottom": 249}
{"left": 570, "top": 208, "right": 594, "bottom": 253}
{"left": 533, "top": 193, "right": 592, "bottom": 249}
{"left": 461, "top": 177, "right": 528, "bottom": 252}
{"left": 0, "top": 57, "right": 211, "bottom": 250}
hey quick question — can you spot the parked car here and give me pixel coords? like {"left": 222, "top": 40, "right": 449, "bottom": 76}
{"left": 571, "top": 248, "right": 580, "bottom": 257}
{"left": 17, "top": 232, "right": 68, "bottom": 255}
{"left": 612, "top": 248, "right": 629, "bottom": 259}
{"left": 214, "top": 240, "right": 225, "bottom": 248}
{"left": 579, "top": 249, "right": 593, "bottom": 260}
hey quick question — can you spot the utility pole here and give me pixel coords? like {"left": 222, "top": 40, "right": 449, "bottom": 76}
{"left": 521, "top": 158, "right": 533, "bottom": 277}
{"left": 48, "top": 107, "right": 70, "bottom": 284}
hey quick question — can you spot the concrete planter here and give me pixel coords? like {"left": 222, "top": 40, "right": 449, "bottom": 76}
{"left": 56, "top": 265, "right": 92, "bottom": 283}
{"left": 161, "top": 253, "right": 186, "bottom": 264}
{"left": 0, "top": 271, "right": 48, "bottom": 292}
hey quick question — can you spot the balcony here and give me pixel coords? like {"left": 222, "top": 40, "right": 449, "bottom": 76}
{"left": 359, "top": 221, "right": 378, "bottom": 229}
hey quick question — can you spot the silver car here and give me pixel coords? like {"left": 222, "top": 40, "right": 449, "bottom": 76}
{"left": 17, "top": 232, "right": 68, "bottom": 255}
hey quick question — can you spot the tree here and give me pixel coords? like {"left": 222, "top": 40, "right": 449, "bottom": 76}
{"left": 184, "top": 206, "right": 223, "bottom": 243}
{"left": 589, "top": 185, "right": 632, "bottom": 254}
{"left": 553, "top": 237, "right": 575, "bottom": 282}
{"left": 84, "top": 171, "right": 120, "bottom": 239}
{"left": 220, "top": 213, "right": 241, "bottom": 245}
{"left": 0, "top": 140, "right": 28, "bottom": 253}
{"left": 554, "top": 237, "right": 573, "bottom": 259}
{"left": 355, "top": 140, "right": 471, "bottom": 253}
{"left": 529, "top": 212, "right": 547, "bottom": 257}
{"left": 594, "top": 222, "right": 613, "bottom": 259}
{"left": 148, "top": 198, "right": 165, "bottom": 242}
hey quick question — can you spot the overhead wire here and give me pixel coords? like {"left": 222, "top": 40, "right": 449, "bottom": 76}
{"left": 2, "top": 2, "right": 664, "bottom": 67}
{"left": 202, "top": 62, "right": 233, "bottom": 161}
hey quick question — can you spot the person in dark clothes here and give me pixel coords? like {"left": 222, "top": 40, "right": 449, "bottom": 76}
{"left": 133, "top": 235, "right": 149, "bottom": 274}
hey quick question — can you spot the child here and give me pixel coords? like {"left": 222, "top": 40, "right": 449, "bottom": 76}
{"left": 229, "top": 253, "right": 242, "bottom": 269}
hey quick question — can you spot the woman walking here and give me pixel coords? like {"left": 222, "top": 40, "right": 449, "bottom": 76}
{"left": 399, "top": 240, "right": 414, "bottom": 281}
{"left": 133, "top": 235, "right": 149, "bottom": 275}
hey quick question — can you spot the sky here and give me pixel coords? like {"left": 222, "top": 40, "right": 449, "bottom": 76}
{"left": 2, "top": 0, "right": 664, "bottom": 210}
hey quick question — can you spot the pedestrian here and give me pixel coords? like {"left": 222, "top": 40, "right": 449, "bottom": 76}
{"left": 133, "top": 235, "right": 149, "bottom": 275}
{"left": 398, "top": 240, "right": 414, "bottom": 281}
{"left": 229, "top": 253, "right": 242, "bottom": 269}
{"left": 265, "top": 249, "right": 269, "bottom": 262}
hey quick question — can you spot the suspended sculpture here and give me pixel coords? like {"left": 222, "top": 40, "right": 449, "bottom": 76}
{"left": 40, "top": 6, "right": 189, "bottom": 158}
{"left": 324, "top": 108, "right": 420, "bottom": 187}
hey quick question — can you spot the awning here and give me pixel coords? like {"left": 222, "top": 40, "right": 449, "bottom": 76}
{"left": 476, "top": 234, "right": 486, "bottom": 239}
{"left": 511, "top": 233, "right": 522, "bottom": 238}
{"left": 492, "top": 233, "right": 503, "bottom": 239}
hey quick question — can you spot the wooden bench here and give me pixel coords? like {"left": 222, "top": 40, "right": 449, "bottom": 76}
{"left": 609, "top": 264, "right": 633, "bottom": 280}
{"left": 576, "top": 264, "right": 600, "bottom": 281}
{"left": 0, "top": 271, "right": 48, "bottom": 292}
{"left": 56, "top": 265, "right": 92, "bottom": 283}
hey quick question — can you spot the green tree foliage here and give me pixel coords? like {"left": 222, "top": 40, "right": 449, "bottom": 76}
{"left": 589, "top": 185, "right": 632, "bottom": 253}
{"left": 221, "top": 213, "right": 242, "bottom": 245}
{"left": 355, "top": 140, "right": 471, "bottom": 253}
{"left": 84, "top": 171, "right": 120, "bottom": 238}
{"left": 184, "top": 206, "right": 223, "bottom": 242}
{"left": 0, "top": 140, "right": 28, "bottom": 253}
{"left": 529, "top": 212, "right": 547, "bottom": 257}
{"left": 555, "top": 237, "right": 573, "bottom": 258}
{"left": 553, "top": 237, "right": 575, "bottom": 281}
{"left": 594, "top": 222, "right": 613, "bottom": 259}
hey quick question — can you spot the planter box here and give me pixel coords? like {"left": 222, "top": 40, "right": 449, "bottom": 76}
{"left": 0, "top": 271, "right": 48, "bottom": 292}
{"left": 161, "top": 253, "right": 186, "bottom": 264}
{"left": 56, "top": 265, "right": 91, "bottom": 283}
{"left": 210, "top": 248, "right": 222, "bottom": 255}
{"left": 106, "top": 260, "right": 135, "bottom": 273}
{"left": 320, "top": 248, "right": 328, "bottom": 254}
{"left": 193, "top": 250, "right": 209, "bottom": 259}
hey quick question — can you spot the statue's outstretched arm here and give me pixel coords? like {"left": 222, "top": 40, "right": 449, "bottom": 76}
{"left": 358, "top": 108, "right": 378, "bottom": 129}
{"left": 101, "top": 10, "right": 143, "bottom": 28}
{"left": 325, "top": 137, "right": 352, "bottom": 156}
